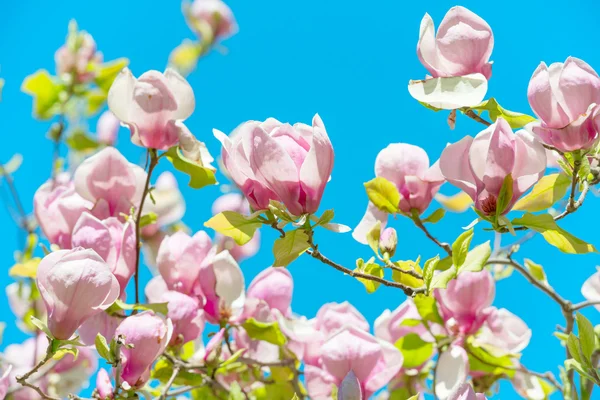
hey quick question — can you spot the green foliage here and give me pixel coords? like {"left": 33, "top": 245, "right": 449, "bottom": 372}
{"left": 422, "top": 208, "right": 445, "bottom": 224}
{"left": 272, "top": 229, "right": 311, "bottom": 267}
{"left": 512, "top": 213, "right": 597, "bottom": 254}
{"left": 413, "top": 294, "right": 444, "bottom": 326}
{"left": 242, "top": 318, "right": 287, "bottom": 346}
{"left": 109, "top": 299, "right": 169, "bottom": 316}
{"left": 366, "top": 221, "right": 381, "bottom": 255}
{"left": 422, "top": 255, "right": 440, "bottom": 293}
{"left": 466, "top": 339, "right": 517, "bottom": 378}
{"left": 496, "top": 174, "right": 513, "bottom": 216}
{"left": 469, "top": 98, "right": 537, "bottom": 129}
{"left": 95, "top": 333, "right": 114, "bottom": 364}
{"left": 524, "top": 259, "right": 548, "bottom": 286}
{"left": 94, "top": 58, "right": 129, "bottom": 92}
{"left": 355, "top": 257, "right": 384, "bottom": 293}
{"left": 565, "top": 313, "right": 600, "bottom": 386}
{"left": 452, "top": 229, "right": 474, "bottom": 269}
{"left": 139, "top": 212, "right": 158, "bottom": 228}
{"left": 205, "top": 211, "right": 262, "bottom": 246}
{"left": 395, "top": 333, "right": 434, "bottom": 369}
{"left": 165, "top": 146, "right": 218, "bottom": 189}
{"left": 513, "top": 173, "right": 571, "bottom": 212}
{"left": 21, "top": 70, "right": 64, "bottom": 119}
{"left": 65, "top": 128, "right": 101, "bottom": 152}
{"left": 364, "top": 177, "right": 400, "bottom": 214}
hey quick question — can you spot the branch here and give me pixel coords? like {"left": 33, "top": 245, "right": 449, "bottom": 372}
{"left": 411, "top": 215, "right": 452, "bottom": 256}
{"left": 112, "top": 335, "right": 125, "bottom": 397}
{"left": 463, "top": 109, "right": 491, "bottom": 126}
{"left": 133, "top": 149, "right": 159, "bottom": 303}
{"left": 16, "top": 348, "right": 58, "bottom": 400}
{"left": 383, "top": 259, "right": 424, "bottom": 280}
{"left": 159, "top": 365, "right": 181, "bottom": 400}
{"left": 571, "top": 300, "right": 600, "bottom": 311}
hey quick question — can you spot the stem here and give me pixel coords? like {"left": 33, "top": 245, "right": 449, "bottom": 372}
{"left": 50, "top": 118, "right": 65, "bottom": 184}
{"left": 133, "top": 149, "right": 159, "bottom": 304}
{"left": 113, "top": 335, "right": 125, "bottom": 397}
{"left": 16, "top": 348, "right": 58, "bottom": 400}
{"left": 463, "top": 109, "right": 492, "bottom": 126}
{"left": 0, "top": 166, "right": 33, "bottom": 233}
{"left": 160, "top": 365, "right": 181, "bottom": 400}
{"left": 384, "top": 259, "right": 424, "bottom": 280}
{"left": 412, "top": 215, "right": 452, "bottom": 256}
{"left": 571, "top": 300, "right": 600, "bottom": 311}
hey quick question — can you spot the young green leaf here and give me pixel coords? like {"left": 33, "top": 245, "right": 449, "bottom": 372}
{"left": 422, "top": 208, "right": 445, "bottom": 224}
{"left": 139, "top": 212, "right": 158, "bottom": 228}
{"left": 242, "top": 318, "right": 287, "bottom": 346}
{"left": 272, "top": 229, "right": 311, "bottom": 267}
{"left": 112, "top": 299, "right": 169, "bottom": 316}
{"left": 458, "top": 241, "right": 491, "bottom": 274}
{"left": 364, "top": 177, "right": 400, "bottom": 214}
{"left": 567, "top": 333, "right": 583, "bottom": 365}
{"left": 366, "top": 221, "right": 381, "bottom": 255}
{"left": 524, "top": 259, "right": 548, "bottom": 285}
{"left": 95, "top": 333, "right": 114, "bottom": 363}
{"left": 65, "top": 129, "right": 101, "bottom": 152}
{"left": 205, "top": 211, "right": 262, "bottom": 246}
{"left": 165, "top": 146, "right": 217, "bottom": 189}
{"left": 513, "top": 173, "right": 571, "bottom": 212}
{"left": 355, "top": 258, "right": 384, "bottom": 293}
{"left": 413, "top": 294, "right": 444, "bottom": 325}
{"left": 452, "top": 229, "right": 474, "bottom": 268}
{"left": 496, "top": 174, "right": 513, "bottom": 216}
{"left": 576, "top": 313, "right": 596, "bottom": 362}
{"left": 21, "top": 70, "right": 64, "bottom": 119}
{"left": 94, "top": 58, "right": 129, "bottom": 92}
{"left": 30, "top": 316, "right": 54, "bottom": 339}
{"left": 394, "top": 333, "right": 434, "bottom": 369}
{"left": 423, "top": 255, "right": 440, "bottom": 291}
{"left": 469, "top": 98, "right": 537, "bottom": 129}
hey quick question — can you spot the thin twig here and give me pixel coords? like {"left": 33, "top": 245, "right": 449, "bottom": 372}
{"left": 113, "top": 335, "right": 125, "bottom": 397}
{"left": 160, "top": 365, "right": 181, "bottom": 400}
{"left": 133, "top": 149, "right": 159, "bottom": 304}
{"left": 383, "top": 259, "right": 424, "bottom": 280}
{"left": 16, "top": 348, "right": 58, "bottom": 400}
{"left": 572, "top": 300, "right": 600, "bottom": 311}
{"left": 463, "top": 109, "right": 492, "bottom": 126}
{"left": 411, "top": 216, "right": 452, "bottom": 256}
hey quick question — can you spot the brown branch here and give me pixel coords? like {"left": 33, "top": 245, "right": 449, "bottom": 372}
{"left": 133, "top": 149, "right": 159, "bottom": 304}
{"left": 16, "top": 349, "right": 58, "bottom": 400}
{"left": 411, "top": 215, "right": 452, "bottom": 256}
{"left": 463, "top": 109, "right": 492, "bottom": 126}
{"left": 383, "top": 259, "right": 424, "bottom": 280}
{"left": 572, "top": 300, "right": 600, "bottom": 311}
{"left": 160, "top": 365, "right": 181, "bottom": 400}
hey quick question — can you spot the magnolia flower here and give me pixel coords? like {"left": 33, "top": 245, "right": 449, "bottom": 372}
{"left": 108, "top": 68, "right": 195, "bottom": 150}
{"left": 305, "top": 326, "right": 403, "bottom": 399}
{"left": 159, "top": 290, "right": 205, "bottom": 346}
{"left": 234, "top": 299, "right": 281, "bottom": 364}
{"left": 214, "top": 114, "right": 334, "bottom": 216}
{"left": 246, "top": 267, "right": 293, "bottom": 315}
{"left": 354, "top": 143, "right": 444, "bottom": 244}
{"left": 435, "top": 270, "right": 495, "bottom": 336}
{"left": 37, "top": 248, "right": 120, "bottom": 340}
{"left": 114, "top": 312, "right": 173, "bottom": 388}
{"left": 435, "top": 346, "right": 470, "bottom": 400}
{"left": 197, "top": 250, "right": 245, "bottom": 322}
{"left": 527, "top": 57, "right": 600, "bottom": 152}
{"left": 448, "top": 383, "right": 488, "bottom": 400}
{"left": 157, "top": 230, "right": 213, "bottom": 294}
{"left": 71, "top": 213, "right": 136, "bottom": 295}
{"left": 0, "top": 365, "right": 11, "bottom": 399}
{"left": 439, "top": 118, "right": 546, "bottom": 216}
{"left": 188, "top": 0, "right": 237, "bottom": 42}
{"left": 409, "top": 6, "right": 494, "bottom": 109}
{"left": 55, "top": 31, "right": 102, "bottom": 83}
{"left": 375, "top": 299, "right": 432, "bottom": 346}
{"left": 34, "top": 179, "right": 92, "bottom": 249}
{"left": 476, "top": 308, "right": 531, "bottom": 355}
{"left": 96, "top": 368, "right": 114, "bottom": 399}
{"left": 96, "top": 110, "right": 121, "bottom": 145}
{"left": 212, "top": 192, "right": 261, "bottom": 262}
{"left": 74, "top": 147, "right": 147, "bottom": 219}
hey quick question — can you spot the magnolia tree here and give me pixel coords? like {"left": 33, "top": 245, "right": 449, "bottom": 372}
{"left": 1, "top": 3, "right": 600, "bottom": 400}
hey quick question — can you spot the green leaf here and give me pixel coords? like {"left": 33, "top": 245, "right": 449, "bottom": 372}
{"left": 458, "top": 241, "right": 491, "bottom": 274}
{"left": 422, "top": 208, "right": 445, "bottom": 224}
{"left": 268, "top": 200, "right": 294, "bottom": 222}
{"left": 242, "top": 318, "right": 287, "bottom": 346}
{"left": 139, "top": 212, "right": 158, "bottom": 228}
{"left": 413, "top": 294, "right": 444, "bottom": 325}
{"left": 513, "top": 173, "right": 571, "bottom": 212}
{"left": 95, "top": 333, "right": 114, "bottom": 363}
{"left": 364, "top": 177, "right": 400, "bottom": 214}
{"left": 94, "top": 58, "right": 129, "bottom": 92}
{"left": 512, "top": 213, "right": 597, "bottom": 254}
{"left": 272, "top": 229, "right": 311, "bottom": 267}
{"left": 65, "top": 129, "right": 101, "bottom": 152}
{"left": 21, "top": 70, "right": 63, "bottom": 119}
{"left": 165, "top": 146, "right": 217, "bottom": 189}
{"left": 391, "top": 259, "right": 424, "bottom": 288}
{"left": 169, "top": 39, "right": 202, "bottom": 77}
{"left": 112, "top": 299, "right": 168, "bottom": 316}
{"left": 565, "top": 359, "right": 599, "bottom": 383}
{"left": 366, "top": 221, "right": 381, "bottom": 255}
{"left": 228, "top": 382, "right": 246, "bottom": 400}
{"left": 423, "top": 255, "right": 440, "bottom": 291}
{"left": 524, "top": 259, "right": 548, "bottom": 285}
{"left": 204, "top": 211, "right": 262, "bottom": 246}
{"left": 429, "top": 265, "right": 457, "bottom": 289}
{"left": 30, "top": 315, "right": 54, "bottom": 339}
{"left": 576, "top": 313, "right": 596, "bottom": 362}
{"left": 314, "top": 209, "right": 334, "bottom": 227}
{"left": 470, "top": 98, "right": 537, "bottom": 129}
{"left": 355, "top": 258, "right": 384, "bottom": 293}
{"left": 466, "top": 339, "right": 517, "bottom": 377}
{"left": 496, "top": 174, "right": 513, "bottom": 216}
{"left": 9, "top": 258, "right": 41, "bottom": 278}
{"left": 395, "top": 333, "right": 434, "bottom": 369}
{"left": 567, "top": 333, "right": 583, "bottom": 365}
{"left": 452, "top": 229, "right": 474, "bottom": 268}
{"left": 85, "top": 89, "right": 107, "bottom": 115}
{"left": 3, "top": 154, "right": 23, "bottom": 175}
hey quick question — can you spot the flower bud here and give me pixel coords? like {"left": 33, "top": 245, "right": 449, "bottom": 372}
{"left": 96, "top": 368, "right": 114, "bottom": 399}
{"left": 378, "top": 227, "right": 398, "bottom": 257}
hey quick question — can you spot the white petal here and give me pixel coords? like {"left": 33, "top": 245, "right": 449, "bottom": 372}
{"left": 107, "top": 68, "right": 136, "bottom": 123}
{"left": 165, "top": 68, "right": 195, "bottom": 120}
{"left": 408, "top": 73, "right": 488, "bottom": 110}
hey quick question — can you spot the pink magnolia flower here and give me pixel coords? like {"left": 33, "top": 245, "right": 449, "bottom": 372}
{"left": 527, "top": 57, "right": 600, "bottom": 152}
{"left": 74, "top": 147, "right": 147, "bottom": 218}
{"left": 449, "top": 383, "right": 488, "bottom": 400}
{"left": 96, "top": 368, "right": 114, "bottom": 399}
{"left": 512, "top": 371, "right": 546, "bottom": 400}
{"left": 37, "top": 248, "right": 120, "bottom": 340}
{"left": 375, "top": 299, "right": 432, "bottom": 346}
{"left": 78, "top": 310, "right": 123, "bottom": 346}
{"left": 159, "top": 290, "right": 205, "bottom": 346}
{"left": 435, "top": 270, "right": 495, "bottom": 336}
{"left": 214, "top": 114, "right": 334, "bottom": 216}
{"left": 114, "top": 311, "right": 173, "bottom": 388}
{"left": 34, "top": 179, "right": 92, "bottom": 249}
{"left": 142, "top": 172, "right": 186, "bottom": 237}
{"left": 145, "top": 275, "right": 169, "bottom": 303}
{"left": 0, "top": 365, "right": 11, "bottom": 400}
{"left": 246, "top": 267, "right": 293, "bottom": 315}
{"left": 71, "top": 213, "right": 136, "bottom": 295}
{"left": 96, "top": 110, "right": 121, "bottom": 145}
{"left": 188, "top": 0, "right": 237, "bottom": 42}
{"left": 378, "top": 227, "right": 398, "bottom": 257}
{"left": 108, "top": 68, "right": 195, "bottom": 150}
{"left": 439, "top": 118, "right": 546, "bottom": 216}
{"left": 475, "top": 308, "right": 531, "bottom": 355}
{"left": 354, "top": 143, "right": 444, "bottom": 244}
{"left": 417, "top": 6, "right": 493, "bottom": 79}
{"left": 197, "top": 250, "right": 246, "bottom": 322}
{"left": 582, "top": 270, "right": 600, "bottom": 310}
{"left": 235, "top": 299, "right": 281, "bottom": 364}
{"left": 435, "top": 346, "right": 470, "bottom": 400}
{"left": 212, "top": 192, "right": 260, "bottom": 262}
{"left": 55, "top": 31, "right": 102, "bottom": 83}
{"left": 157, "top": 230, "right": 213, "bottom": 294}
{"left": 305, "top": 326, "right": 403, "bottom": 399}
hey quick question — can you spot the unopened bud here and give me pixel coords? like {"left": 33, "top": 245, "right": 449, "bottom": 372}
{"left": 378, "top": 227, "right": 398, "bottom": 257}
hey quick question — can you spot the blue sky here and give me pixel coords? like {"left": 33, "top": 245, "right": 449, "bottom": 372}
{"left": 1, "top": 0, "right": 599, "bottom": 398}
